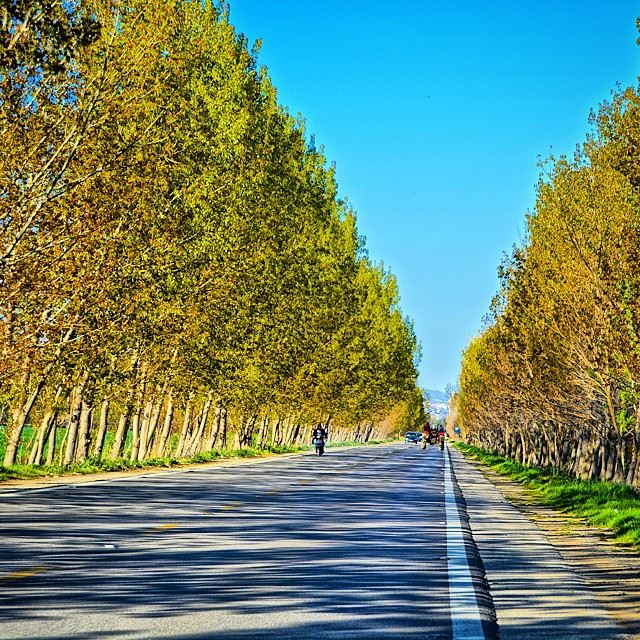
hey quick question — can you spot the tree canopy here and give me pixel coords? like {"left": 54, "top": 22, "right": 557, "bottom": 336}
{"left": 455, "top": 81, "right": 640, "bottom": 487}
{"left": 0, "top": 0, "right": 423, "bottom": 467}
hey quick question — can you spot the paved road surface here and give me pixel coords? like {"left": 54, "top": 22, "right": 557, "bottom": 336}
{"left": 0, "top": 445, "right": 627, "bottom": 639}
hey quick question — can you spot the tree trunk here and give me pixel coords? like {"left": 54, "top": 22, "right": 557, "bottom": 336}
{"left": 192, "top": 392, "right": 214, "bottom": 454}
{"left": 136, "top": 397, "right": 155, "bottom": 461}
{"left": 129, "top": 406, "right": 142, "bottom": 461}
{"left": 140, "top": 384, "right": 167, "bottom": 460}
{"left": 270, "top": 417, "right": 280, "bottom": 447}
{"left": 91, "top": 398, "right": 110, "bottom": 460}
{"left": 3, "top": 328, "right": 73, "bottom": 467}
{"left": 258, "top": 415, "right": 269, "bottom": 448}
{"left": 75, "top": 401, "right": 94, "bottom": 463}
{"left": 624, "top": 435, "right": 638, "bottom": 486}
{"left": 110, "top": 407, "right": 131, "bottom": 460}
{"left": 29, "top": 386, "right": 64, "bottom": 465}
{"left": 364, "top": 423, "right": 374, "bottom": 442}
{"left": 221, "top": 408, "right": 228, "bottom": 449}
{"left": 45, "top": 417, "right": 58, "bottom": 466}
{"left": 110, "top": 353, "right": 139, "bottom": 459}
{"left": 153, "top": 388, "right": 174, "bottom": 457}
{"left": 184, "top": 393, "right": 212, "bottom": 456}
{"left": 63, "top": 371, "right": 90, "bottom": 466}
{"left": 57, "top": 423, "right": 70, "bottom": 466}
{"left": 174, "top": 393, "right": 193, "bottom": 458}
{"left": 129, "top": 365, "right": 148, "bottom": 461}
{"left": 4, "top": 380, "right": 45, "bottom": 466}
{"left": 238, "top": 414, "right": 258, "bottom": 448}
{"left": 278, "top": 417, "right": 290, "bottom": 446}
{"left": 589, "top": 438, "right": 603, "bottom": 481}
{"left": 28, "top": 387, "right": 63, "bottom": 466}
{"left": 206, "top": 402, "right": 223, "bottom": 451}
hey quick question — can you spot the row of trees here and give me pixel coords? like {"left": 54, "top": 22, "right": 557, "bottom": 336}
{"left": 455, "top": 73, "right": 640, "bottom": 486}
{"left": 0, "top": 0, "right": 424, "bottom": 467}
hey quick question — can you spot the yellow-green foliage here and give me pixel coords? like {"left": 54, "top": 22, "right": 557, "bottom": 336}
{"left": 0, "top": 0, "right": 422, "bottom": 467}
{"left": 456, "top": 77, "right": 640, "bottom": 486}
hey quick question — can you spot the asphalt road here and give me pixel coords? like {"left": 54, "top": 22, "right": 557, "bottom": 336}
{"left": 0, "top": 444, "right": 626, "bottom": 640}
{"left": 0, "top": 444, "right": 495, "bottom": 640}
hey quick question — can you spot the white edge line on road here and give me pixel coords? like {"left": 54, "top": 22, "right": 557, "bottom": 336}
{"left": 445, "top": 446, "right": 487, "bottom": 640}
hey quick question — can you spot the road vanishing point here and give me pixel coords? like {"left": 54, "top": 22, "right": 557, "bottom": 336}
{"left": 0, "top": 444, "right": 629, "bottom": 639}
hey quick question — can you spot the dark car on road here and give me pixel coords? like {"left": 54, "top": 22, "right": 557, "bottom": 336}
{"left": 404, "top": 431, "right": 422, "bottom": 443}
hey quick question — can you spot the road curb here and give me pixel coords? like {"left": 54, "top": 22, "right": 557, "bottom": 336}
{"left": 451, "top": 448, "right": 627, "bottom": 640}
{"left": 461, "top": 455, "right": 640, "bottom": 639}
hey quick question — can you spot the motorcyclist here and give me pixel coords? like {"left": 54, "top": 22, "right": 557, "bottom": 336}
{"left": 421, "top": 422, "right": 429, "bottom": 449}
{"left": 312, "top": 425, "right": 328, "bottom": 455}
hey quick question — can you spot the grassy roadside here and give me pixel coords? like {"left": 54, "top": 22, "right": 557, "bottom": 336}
{"left": 452, "top": 441, "right": 640, "bottom": 548}
{"left": 0, "top": 438, "right": 397, "bottom": 482}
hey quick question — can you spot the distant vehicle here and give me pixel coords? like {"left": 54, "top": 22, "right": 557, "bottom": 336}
{"left": 404, "top": 431, "right": 421, "bottom": 443}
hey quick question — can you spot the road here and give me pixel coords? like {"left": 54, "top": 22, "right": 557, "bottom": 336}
{"left": 0, "top": 444, "right": 627, "bottom": 639}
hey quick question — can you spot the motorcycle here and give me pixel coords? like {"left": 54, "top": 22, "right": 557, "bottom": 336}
{"left": 313, "top": 437, "right": 326, "bottom": 456}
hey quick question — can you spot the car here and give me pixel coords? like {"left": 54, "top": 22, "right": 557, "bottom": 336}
{"left": 404, "top": 431, "right": 422, "bottom": 443}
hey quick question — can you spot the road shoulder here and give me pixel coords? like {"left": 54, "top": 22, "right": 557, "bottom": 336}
{"left": 450, "top": 447, "right": 633, "bottom": 640}
{"left": 457, "top": 451, "right": 640, "bottom": 639}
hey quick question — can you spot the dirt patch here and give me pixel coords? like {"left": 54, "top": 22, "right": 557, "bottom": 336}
{"left": 470, "top": 460, "right": 640, "bottom": 639}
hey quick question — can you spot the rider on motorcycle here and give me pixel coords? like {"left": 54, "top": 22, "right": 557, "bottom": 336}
{"left": 421, "top": 422, "right": 430, "bottom": 449}
{"left": 312, "top": 425, "right": 328, "bottom": 455}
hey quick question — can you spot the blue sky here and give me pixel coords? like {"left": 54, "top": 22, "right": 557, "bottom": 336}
{"left": 228, "top": 1, "right": 640, "bottom": 391}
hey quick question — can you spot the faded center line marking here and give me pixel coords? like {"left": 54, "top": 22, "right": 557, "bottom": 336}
{"left": 0, "top": 565, "right": 51, "bottom": 583}
{"left": 145, "top": 523, "right": 179, "bottom": 534}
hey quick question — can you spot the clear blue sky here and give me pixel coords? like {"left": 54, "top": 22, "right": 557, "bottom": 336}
{"left": 228, "top": 1, "right": 640, "bottom": 392}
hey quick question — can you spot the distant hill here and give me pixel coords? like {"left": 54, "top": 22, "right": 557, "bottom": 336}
{"left": 425, "top": 389, "right": 448, "bottom": 420}
{"left": 425, "top": 389, "right": 448, "bottom": 404}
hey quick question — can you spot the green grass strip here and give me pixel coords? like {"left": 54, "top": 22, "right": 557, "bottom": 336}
{"left": 453, "top": 441, "right": 640, "bottom": 549}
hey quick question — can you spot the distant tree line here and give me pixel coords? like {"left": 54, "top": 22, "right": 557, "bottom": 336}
{"left": 455, "top": 68, "right": 640, "bottom": 486}
{"left": 0, "top": 0, "right": 424, "bottom": 468}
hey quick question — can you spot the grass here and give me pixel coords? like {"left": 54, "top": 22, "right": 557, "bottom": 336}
{"left": 0, "top": 438, "right": 394, "bottom": 482}
{"left": 453, "top": 441, "right": 640, "bottom": 549}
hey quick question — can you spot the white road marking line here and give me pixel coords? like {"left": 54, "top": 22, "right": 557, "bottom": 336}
{"left": 444, "top": 447, "right": 486, "bottom": 640}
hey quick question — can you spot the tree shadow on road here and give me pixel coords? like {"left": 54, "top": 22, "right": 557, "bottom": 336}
{"left": 1, "top": 448, "right": 453, "bottom": 639}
